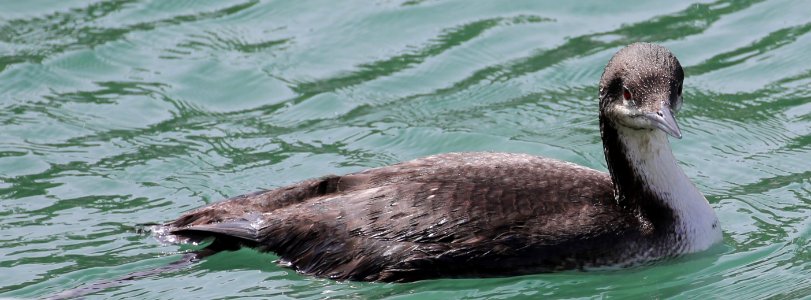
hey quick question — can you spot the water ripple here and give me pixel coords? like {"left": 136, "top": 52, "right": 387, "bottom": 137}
{"left": 1, "top": 0, "right": 810, "bottom": 299}
{"left": 0, "top": 1, "right": 258, "bottom": 71}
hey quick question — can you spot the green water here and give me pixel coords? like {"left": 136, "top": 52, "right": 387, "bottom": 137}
{"left": 1, "top": 0, "right": 810, "bottom": 298}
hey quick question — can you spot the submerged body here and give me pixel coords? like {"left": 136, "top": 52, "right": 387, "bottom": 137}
{"left": 158, "top": 43, "right": 722, "bottom": 282}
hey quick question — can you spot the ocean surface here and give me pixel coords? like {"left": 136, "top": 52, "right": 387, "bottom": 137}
{"left": 1, "top": 0, "right": 810, "bottom": 299}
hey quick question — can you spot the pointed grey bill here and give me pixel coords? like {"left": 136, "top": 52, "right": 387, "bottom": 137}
{"left": 645, "top": 108, "right": 682, "bottom": 139}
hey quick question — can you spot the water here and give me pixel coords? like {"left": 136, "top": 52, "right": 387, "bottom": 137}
{"left": 1, "top": 0, "right": 810, "bottom": 298}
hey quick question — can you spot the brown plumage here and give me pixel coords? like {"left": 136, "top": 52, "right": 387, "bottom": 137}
{"left": 157, "top": 43, "right": 721, "bottom": 282}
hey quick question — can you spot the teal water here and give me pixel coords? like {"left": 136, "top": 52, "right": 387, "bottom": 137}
{"left": 1, "top": 0, "right": 810, "bottom": 298}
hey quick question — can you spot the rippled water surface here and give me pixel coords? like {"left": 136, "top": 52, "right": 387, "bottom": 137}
{"left": 1, "top": 0, "right": 810, "bottom": 299}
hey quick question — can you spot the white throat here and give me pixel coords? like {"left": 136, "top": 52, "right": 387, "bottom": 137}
{"left": 617, "top": 127, "right": 722, "bottom": 253}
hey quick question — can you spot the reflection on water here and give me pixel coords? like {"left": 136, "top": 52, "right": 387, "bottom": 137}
{"left": 1, "top": 0, "right": 810, "bottom": 299}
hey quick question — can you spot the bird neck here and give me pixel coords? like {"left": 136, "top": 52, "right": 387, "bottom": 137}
{"left": 599, "top": 115, "right": 721, "bottom": 252}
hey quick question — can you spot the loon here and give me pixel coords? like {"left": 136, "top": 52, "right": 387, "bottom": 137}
{"left": 156, "top": 42, "right": 722, "bottom": 282}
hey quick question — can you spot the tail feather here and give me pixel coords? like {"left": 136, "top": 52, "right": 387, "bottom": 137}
{"left": 171, "top": 219, "right": 262, "bottom": 248}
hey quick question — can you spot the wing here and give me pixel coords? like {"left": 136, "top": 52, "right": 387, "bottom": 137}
{"left": 167, "top": 152, "right": 633, "bottom": 281}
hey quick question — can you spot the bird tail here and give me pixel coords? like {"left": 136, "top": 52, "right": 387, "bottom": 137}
{"left": 171, "top": 219, "right": 263, "bottom": 249}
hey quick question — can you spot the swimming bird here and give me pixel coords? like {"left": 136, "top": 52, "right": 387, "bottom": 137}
{"left": 157, "top": 42, "right": 722, "bottom": 282}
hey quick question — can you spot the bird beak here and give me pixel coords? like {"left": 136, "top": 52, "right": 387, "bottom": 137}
{"left": 645, "top": 107, "right": 682, "bottom": 139}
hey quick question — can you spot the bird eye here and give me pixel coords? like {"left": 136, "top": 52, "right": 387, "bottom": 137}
{"left": 623, "top": 87, "right": 632, "bottom": 101}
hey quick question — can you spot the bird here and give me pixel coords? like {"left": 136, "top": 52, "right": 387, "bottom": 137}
{"left": 155, "top": 42, "right": 722, "bottom": 282}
